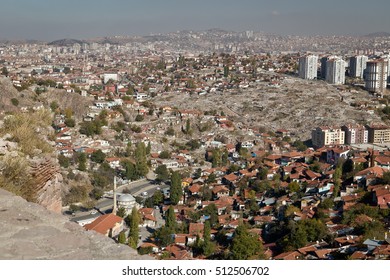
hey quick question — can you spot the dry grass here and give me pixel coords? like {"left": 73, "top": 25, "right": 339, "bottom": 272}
{"left": 0, "top": 109, "right": 53, "bottom": 156}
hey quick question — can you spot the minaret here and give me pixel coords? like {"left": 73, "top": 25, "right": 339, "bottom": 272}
{"left": 113, "top": 176, "right": 117, "bottom": 215}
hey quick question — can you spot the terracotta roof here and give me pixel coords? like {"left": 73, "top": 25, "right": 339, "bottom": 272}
{"left": 189, "top": 223, "right": 204, "bottom": 236}
{"left": 274, "top": 251, "right": 302, "bottom": 260}
{"left": 84, "top": 214, "right": 122, "bottom": 235}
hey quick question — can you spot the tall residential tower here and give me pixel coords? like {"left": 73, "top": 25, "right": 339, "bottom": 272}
{"left": 299, "top": 55, "right": 318, "bottom": 80}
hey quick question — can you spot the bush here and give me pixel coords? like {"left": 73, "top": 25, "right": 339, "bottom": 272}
{"left": 11, "top": 98, "right": 19, "bottom": 106}
{"left": 135, "top": 114, "right": 144, "bottom": 122}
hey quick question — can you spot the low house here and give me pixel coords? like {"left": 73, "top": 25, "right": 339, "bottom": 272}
{"left": 84, "top": 214, "right": 123, "bottom": 237}
{"left": 212, "top": 185, "right": 230, "bottom": 199}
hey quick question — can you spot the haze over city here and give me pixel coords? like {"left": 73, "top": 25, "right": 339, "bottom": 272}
{"left": 1, "top": 0, "right": 390, "bottom": 40}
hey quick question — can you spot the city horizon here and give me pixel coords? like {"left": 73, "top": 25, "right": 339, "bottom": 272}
{"left": 1, "top": 0, "right": 390, "bottom": 41}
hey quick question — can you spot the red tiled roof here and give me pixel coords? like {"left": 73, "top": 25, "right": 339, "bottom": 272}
{"left": 84, "top": 214, "right": 122, "bottom": 235}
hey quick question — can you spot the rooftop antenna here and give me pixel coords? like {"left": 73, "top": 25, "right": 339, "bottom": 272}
{"left": 113, "top": 176, "right": 117, "bottom": 215}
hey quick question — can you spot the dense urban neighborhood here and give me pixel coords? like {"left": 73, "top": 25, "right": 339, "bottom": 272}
{"left": 1, "top": 30, "right": 390, "bottom": 260}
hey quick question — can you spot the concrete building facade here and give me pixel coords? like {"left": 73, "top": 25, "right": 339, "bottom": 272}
{"left": 299, "top": 55, "right": 318, "bottom": 80}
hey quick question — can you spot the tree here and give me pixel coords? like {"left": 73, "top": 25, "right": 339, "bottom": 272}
{"left": 50, "top": 101, "right": 59, "bottom": 111}
{"left": 153, "top": 190, "right": 164, "bottom": 205}
{"left": 185, "top": 119, "right": 192, "bottom": 135}
{"left": 166, "top": 205, "right": 177, "bottom": 231}
{"left": 155, "top": 164, "right": 169, "bottom": 182}
{"left": 118, "top": 231, "right": 127, "bottom": 244}
{"left": 1, "top": 66, "right": 9, "bottom": 76}
{"left": 146, "top": 142, "right": 151, "bottom": 155}
{"left": 58, "top": 154, "right": 70, "bottom": 168}
{"left": 135, "top": 114, "right": 144, "bottom": 122}
{"left": 230, "top": 224, "right": 264, "bottom": 260}
{"left": 91, "top": 149, "right": 106, "bottom": 163}
{"left": 170, "top": 171, "right": 182, "bottom": 205}
{"left": 77, "top": 152, "right": 87, "bottom": 171}
{"left": 288, "top": 181, "right": 300, "bottom": 193}
{"left": 212, "top": 148, "right": 222, "bottom": 168}
{"left": 64, "top": 118, "right": 75, "bottom": 127}
{"left": 165, "top": 127, "right": 175, "bottom": 136}
{"left": 117, "top": 207, "right": 127, "bottom": 218}
{"left": 11, "top": 98, "right": 19, "bottom": 106}
{"left": 202, "top": 220, "right": 215, "bottom": 257}
{"left": 122, "top": 160, "right": 137, "bottom": 181}
{"left": 128, "top": 207, "right": 140, "bottom": 249}
{"left": 202, "top": 203, "right": 218, "bottom": 226}
{"left": 159, "top": 150, "right": 170, "bottom": 159}
{"left": 135, "top": 142, "right": 148, "bottom": 177}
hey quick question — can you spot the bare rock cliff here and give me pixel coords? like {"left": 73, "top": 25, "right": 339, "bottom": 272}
{"left": 0, "top": 188, "right": 150, "bottom": 260}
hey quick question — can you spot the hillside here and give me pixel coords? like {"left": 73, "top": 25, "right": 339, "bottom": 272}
{"left": 153, "top": 75, "right": 382, "bottom": 140}
{"left": 0, "top": 188, "right": 149, "bottom": 260}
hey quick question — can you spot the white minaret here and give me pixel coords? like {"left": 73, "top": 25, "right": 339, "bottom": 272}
{"left": 113, "top": 176, "right": 117, "bottom": 215}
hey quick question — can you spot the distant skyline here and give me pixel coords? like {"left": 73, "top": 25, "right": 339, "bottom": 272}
{"left": 1, "top": 0, "right": 389, "bottom": 41}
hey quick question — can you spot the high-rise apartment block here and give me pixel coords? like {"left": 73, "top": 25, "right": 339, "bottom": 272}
{"left": 365, "top": 59, "right": 388, "bottom": 94}
{"left": 326, "top": 58, "right": 346, "bottom": 85}
{"left": 341, "top": 124, "right": 368, "bottom": 144}
{"left": 349, "top": 55, "right": 368, "bottom": 79}
{"left": 366, "top": 124, "right": 390, "bottom": 144}
{"left": 311, "top": 126, "right": 345, "bottom": 148}
{"left": 299, "top": 55, "right": 318, "bottom": 80}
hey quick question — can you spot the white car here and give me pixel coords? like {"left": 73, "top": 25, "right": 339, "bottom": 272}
{"left": 142, "top": 191, "right": 148, "bottom": 196}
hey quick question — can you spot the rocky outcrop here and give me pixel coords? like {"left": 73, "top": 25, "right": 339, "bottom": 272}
{"left": 0, "top": 188, "right": 150, "bottom": 260}
{"left": 29, "top": 157, "right": 63, "bottom": 213}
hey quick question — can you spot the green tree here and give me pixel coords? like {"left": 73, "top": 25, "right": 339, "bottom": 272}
{"left": 64, "top": 118, "right": 75, "bottom": 127}
{"left": 159, "top": 150, "right": 170, "bottom": 159}
{"left": 155, "top": 164, "right": 169, "bottom": 182}
{"left": 288, "top": 181, "right": 300, "bottom": 193}
{"left": 202, "top": 203, "right": 218, "bottom": 226}
{"left": 58, "top": 154, "right": 70, "bottom": 168}
{"left": 50, "top": 101, "right": 59, "bottom": 112}
{"left": 122, "top": 160, "right": 137, "bottom": 181}
{"left": 135, "top": 114, "right": 144, "bottom": 122}
{"left": 77, "top": 152, "right": 87, "bottom": 171}
{"left": 90, "top": 149, "right": 106, "bottom": 163}
{"left": 146, "top": 142, "right": 151, "bottom": 155}
{"left": 165, "top": 127, "right": 175, "bottom": 136}
{"left": 117, "top": 207, "right": 127, "bottom": 218}
{"left": 128, "top": 207, "right": 140, "bottom": 249}
{"left": 11, "top": 98, "right": 19, "bottom": 106}
{"left": 153, "top": 190, "right": 164, "bottom": 205}
{"left": 166, "top": 205, "right": 177, "bottom": 231}
{"left": 202, "top": 220, "right": 215, "bottom": 257}
{"left": 135, "top": 142, "right": 148, "bottom": 177}
{"left": 118, "top": 231, "right": 127, "bottom": 244}
{"left": 170, "top": 171, "right": 182, "bottom": 205}
{"left": 212, "top": 148, "right": 222, "bottom": 168}
{"left": 230, "top": 224, "right": 264, "bottom": 260}
{"left": 185, "top": 119, "right": 192, "bottom": 135}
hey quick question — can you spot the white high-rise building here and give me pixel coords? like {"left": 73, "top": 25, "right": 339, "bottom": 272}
{"left": 365, "top": 59, "right": 388, "bottom": 94}
{"left": 326, "top": 58, "right": 346, "bottom": 85}
{"left": 350, "top": 55, "right": 368, "bottom": 79}
{"left": 299, "top": 55, "right": 318, "bottom": 80}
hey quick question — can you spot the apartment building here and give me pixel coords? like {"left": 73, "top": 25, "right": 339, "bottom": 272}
{"left": 365, "top": 59, "right": 388, "bottom": 94}
{"left": 311, "top": 126, "right": 345, "bottom": 148}
{"left": 326, "top": 58, "right": 346, "bottom": 85}
{"left": 349, "top": 55, "right": 368, "bottom": 79}
{"left": 366, "top": 124, "right": 390, "bottom": 144}
{"left": 341, "top": 124, "right": 368, "bottom": 144}
{"left": 299, "top": 55, "right": 318, "bottom": 80}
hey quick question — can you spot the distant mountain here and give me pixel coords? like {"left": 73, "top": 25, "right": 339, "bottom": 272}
{"left": 48, "top": 38, "right": 85, "bottom": 46}
{"left": 363, "top": 32, "right": 390, "bottom": 38}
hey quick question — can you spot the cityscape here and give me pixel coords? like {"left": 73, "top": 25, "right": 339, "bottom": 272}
{"left": 1, "top": 2, "right": 390, "bottom": 262}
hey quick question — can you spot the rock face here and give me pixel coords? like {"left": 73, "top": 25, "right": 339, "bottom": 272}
{"left": 29, "top": 157, "right": 63, "bottom": 213}
{"left": 0, "top": 189, "right": 151, "bottom": 260}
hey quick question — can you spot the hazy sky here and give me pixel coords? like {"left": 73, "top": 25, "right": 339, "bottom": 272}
{"left": 0, "top": 0, "right": 389, "bottom": 41}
